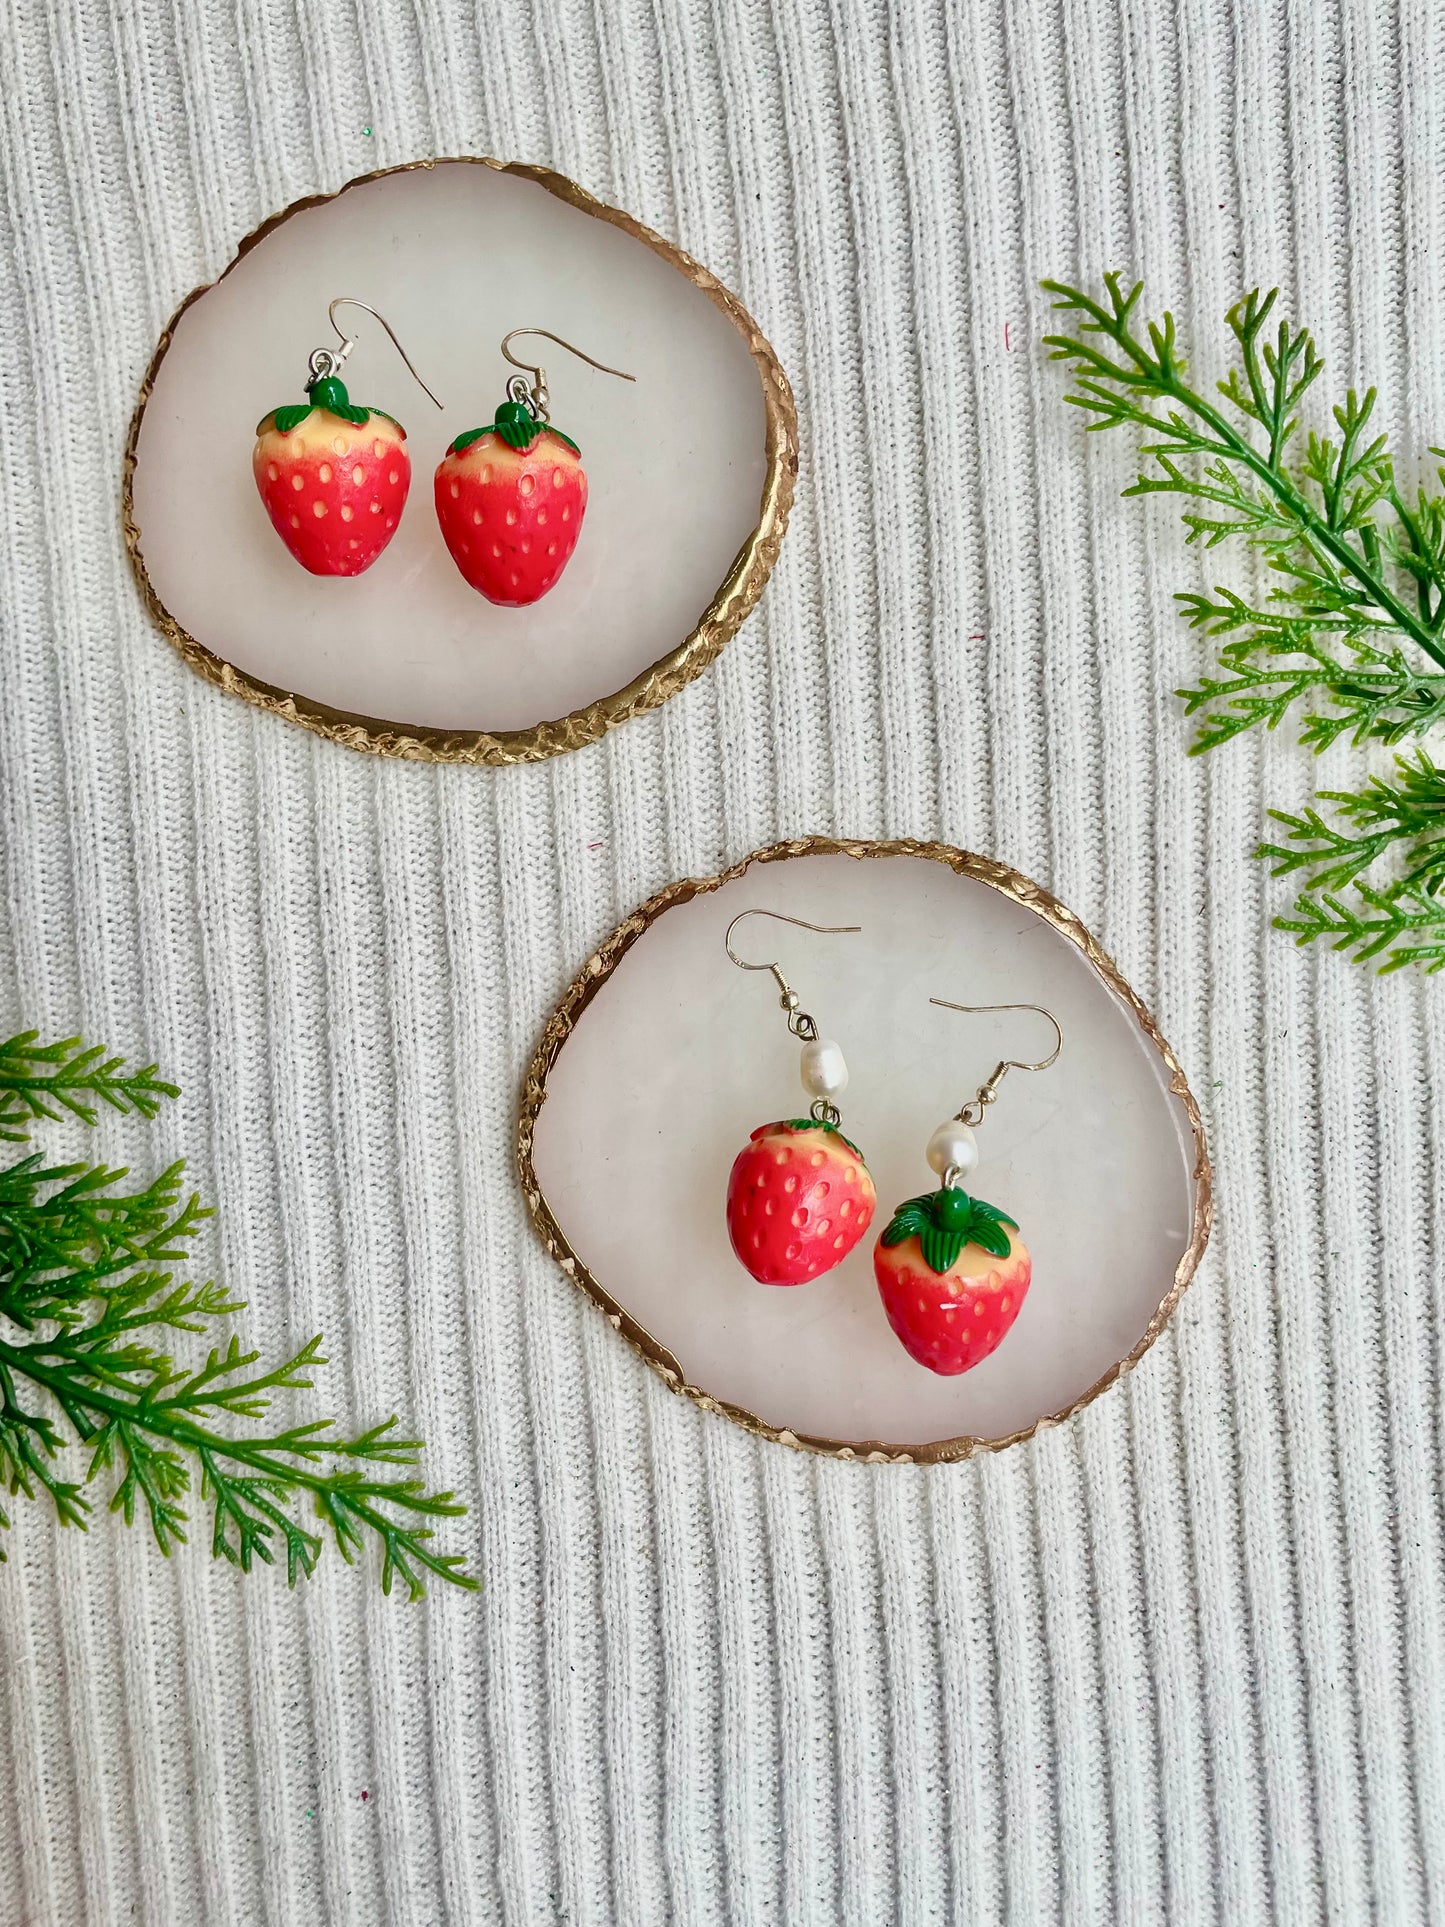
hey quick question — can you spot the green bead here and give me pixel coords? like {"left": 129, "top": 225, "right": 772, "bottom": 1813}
{"left": 306, "top": 375, "right": 351, "bottom": 413}
{"left": 936, "top": 1188, "right": 972, "bottom": 1231}
{"left": 491, "top": 399, "right": 544, "bottom": 450}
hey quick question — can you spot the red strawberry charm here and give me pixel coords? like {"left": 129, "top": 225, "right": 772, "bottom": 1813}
{"left": 873, "top": 1185, "right": 1031, "bottom": 1374}
{"left": 254, "top": 373, "right": 410, "bottom": 577}
{"left": 726, "top": 1119, "right": 877, "bottom": 1286}
{"left": 434, "top": 399, "right": 587, "bottom": 606}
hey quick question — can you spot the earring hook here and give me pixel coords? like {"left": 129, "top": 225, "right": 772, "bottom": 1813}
{"left": 725, "top": 909, "right": 860, "bottom": 1042}
{"left": 929, "top": 999, "right": 1063, "bottom": 1126}
{"left": 725, "top": 909, "right": 862, "bottom": 965}
{"left": 499, "top": 327, "right": 636, "bottom": 424}
{"left": 928, "top": 999, "right": 1063, "bottom": 1072}
{"left": 312, "top": 297, "right": 444, "bottom": 408}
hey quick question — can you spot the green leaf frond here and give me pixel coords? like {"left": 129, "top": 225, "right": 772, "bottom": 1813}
{"left": 0, "top": 1030, "right": 474, "bottom": 1595}
{"left": 1255, "top": 751, "right": 1445, "bottom": 970}
{"left": 0, "top": 1031, "right": 179, "bottom": 1142}
{"left": 1046, "top": 274, "right": 1445, "bottom": 969}
{"left": 1273, "top": 878, "right": 1445, "bottom": 973}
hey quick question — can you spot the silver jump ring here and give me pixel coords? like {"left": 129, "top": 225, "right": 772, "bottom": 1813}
{"left": 506, "top": 373, "right": 544, "bottom": 421}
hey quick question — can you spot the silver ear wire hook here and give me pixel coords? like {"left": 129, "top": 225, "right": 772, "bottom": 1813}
{"left": 725, "top": 910, "right": 861, "bottom": 1018}
{"left": 307, "top": 297, "right": 444, "bottom": 407}
{"left": 499, "top": 327, "right": 636, "bottom": 424}
{"left": 929, "top": 999, "right": 1063, "bottom": 1127}
{"left": 725, "top": 910, "right": 861, "bottom": 1128}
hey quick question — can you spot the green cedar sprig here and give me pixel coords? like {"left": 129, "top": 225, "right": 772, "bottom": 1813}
{"left": 0, "top": 1032, "right": 476, "bottom": 1598}
{"left": 1043, "top": 274, "right": 1445, "bottom": 971}
{"left": 879, "top": 1188, "right": 1017, "bottom": 1275}
{"left": 0, "top": 1030, "right": 179, "bottom": 1141}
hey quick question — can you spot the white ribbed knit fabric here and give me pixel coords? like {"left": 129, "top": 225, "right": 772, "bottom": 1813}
{"left": 2, "top": 2, "right": 1442, "bottom": 1921}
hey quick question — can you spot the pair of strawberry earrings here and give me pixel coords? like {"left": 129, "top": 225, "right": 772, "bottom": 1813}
{"left": 723, "top": 911, "right": 1063, "bottom": 1378}
{"left": 252, "top": 297, "right": 634, "bottom": 605}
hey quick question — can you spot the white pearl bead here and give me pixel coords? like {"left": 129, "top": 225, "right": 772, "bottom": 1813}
{"left": 926, "top": 1119, "right": 978, "bottom": 1178}
{"left": 799, "top": 1037, "right": 849, "bottom": 1099}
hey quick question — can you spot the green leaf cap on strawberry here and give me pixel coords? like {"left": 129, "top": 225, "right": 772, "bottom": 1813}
{"left": 448, "top": 398, "right": 581, "bottom": 458}
{"left": 880, "top": 1187, "right": 1018, "bottom": 1274}
{"left": 775, "top": 1117, "right": 866, "bottom": 1159}
{"left": 255, "top": 375, "right": 404, "bottom": 437}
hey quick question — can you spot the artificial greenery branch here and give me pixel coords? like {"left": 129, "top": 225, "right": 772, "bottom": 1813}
{"left": 1044, "top": 274, "right": 1445, "bottom": 970}
{"left": 0, "top": 1030, "right": 476, "bottom": 1598}
{"left": 0, "top": 1029, "right": 178, "bottom": 1140}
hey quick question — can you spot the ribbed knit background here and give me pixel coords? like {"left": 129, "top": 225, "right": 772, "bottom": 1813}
{"left": 2, "top": 2, "right": 1442, "bottom": 1921}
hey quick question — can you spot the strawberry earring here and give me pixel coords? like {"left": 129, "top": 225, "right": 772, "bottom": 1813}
{"left": 874, "top": 999, "right": 1062, "bottom": 1375}
{"left": 254, "top": 298, "right": 443, "bottom": 577}
{"left": 722, "top": 911, "right": 877, "bottom": 1286}
{"left": 434, "top": 327, "right": 635, "bottom": 606}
